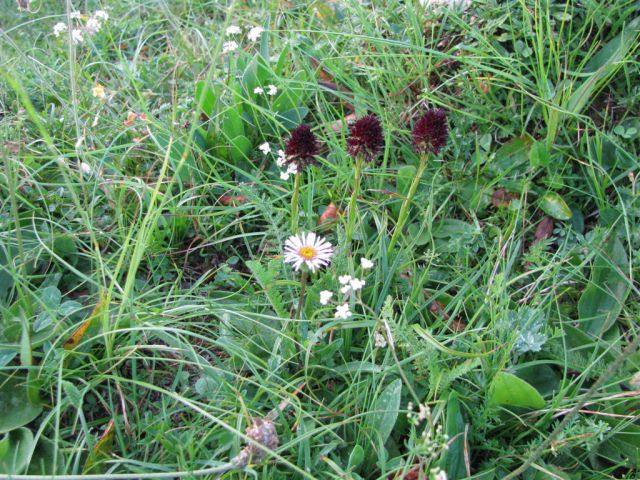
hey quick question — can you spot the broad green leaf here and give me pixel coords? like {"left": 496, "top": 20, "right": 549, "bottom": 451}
{"left": 228, "top": 135, "right": 252, "bottom": 164}
{"left": 0, "top": 428, "right": 34, "bottom": 474}
{"left": 276, "top": 107, "right": 309, "bottom": 130}
{"left": 195, "top": 80, "right": 217, "bottom": 118}
{"left": 539, "top": 192, "right": 572, "bottom": 220}
{"left": 529, "top": 141, "right": 550, "bottom": 168}
{"left": 578, "top": 236, "right": 629, "bottom": 334}
{"left": 441, "top": 391, "right": 467, "bottom": 479}
{"left": 368, "top": 378, "right": 402, "bottom": 444}
{"left": 489, "top": 371, "right": 545, "bottom": 409}
{"left": 433, "top": 219, "right": 478, "bottom": 238}
{"left": 27, "top": 436, "right": 64, "bottom": 475}
{"left": 0, "top": 376, "right": 43, "bottom": 433}
{"left": 221, "top": 108, "right": 245, "bottom": 141}
{"left": 348, "top": 445, "right": 364, "bottom": 471}
{"left": 490, "top": 136, "right": 533, "bottom": 173}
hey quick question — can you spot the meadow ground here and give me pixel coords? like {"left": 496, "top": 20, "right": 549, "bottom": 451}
{"left": 1, "top": 0, "right": 639, "bottom": 478}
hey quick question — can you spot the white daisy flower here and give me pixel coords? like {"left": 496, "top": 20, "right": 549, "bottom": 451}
{"left": 374, "top": 331, "right": 387, "bottom": 348}
{"left": 253, "top": 86, "right": 264, "bottom": 94}
{"left": 93, "top": 10, "right": 109, "bottom": 21}
{"left": 284, "top": 232, "right": 334, "bottom": 272}
{"left": 338, "top": 275, "right": 352, "bottom": 285}
{"left": 86, "top": 18, "right": 101, "bottom": 35}
{"left": 335, "top": 303, "right": 352, "bottom": 319}
{"left": 350, "top": 278, "right": 365, "bottom": 291}
{"left": 53, "top": 22, "right": 67, "bottom": 37}
{"left": 226, "top": 25, "right": 241, "bottom": 35}
{"left": 71, "top": 29, "right": 84, "bottom": 45}
{"left": 361, "top": 257, "right": 374, "bottom": 269}
{"left": 259, "top": 142, "right": 271, "bottom": 155}
{"left": 266, "top": 84, "right": 278, "bottom": 96}
{"left": 247, "top": 26, "right": 264, "bottom": 42}
{"left": 319, "top": 290, "right": 333, "bottom": 305}
{"left": 222, "top": 41, "right": 239, "bottom": 53}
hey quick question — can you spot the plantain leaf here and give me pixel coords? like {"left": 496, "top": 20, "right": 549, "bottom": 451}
{"left": 489, "top": 371, "right": 545, "bottom": 410}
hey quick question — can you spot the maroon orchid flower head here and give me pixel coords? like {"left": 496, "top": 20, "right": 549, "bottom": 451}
{"left": 346, "top": 114, "right": 385, "bottom": 162}
{"left": 411, "top": 108, "right": 449, "bottom": 155}
{"left": 284, "top": 124, "right": 319, "bottom": 168}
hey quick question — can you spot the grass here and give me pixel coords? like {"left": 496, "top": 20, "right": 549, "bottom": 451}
{"left": 1, "top": 0, "right": 639, "bottom": 478}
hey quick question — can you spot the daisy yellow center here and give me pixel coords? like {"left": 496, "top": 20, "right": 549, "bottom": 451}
{"left": 298, "top": 246, "right": 317, "bottom": 260}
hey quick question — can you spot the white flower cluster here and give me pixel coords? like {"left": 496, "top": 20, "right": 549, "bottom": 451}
{"left": 222, "top": 25, "right": 265, "bottom": 53}
{"left": 259, "top": 144, "right": 296, "bottom": 180}
{"left": 53, "top": 10, "right": 109, "bottom": 45}
{"left": 406, "top": 402, "right": 450, "bottom": 460}
{"left": 253, "top": 85, "right": 278, "bottom": 96}
{"left": 317, "top": 257, "right": 374, "bottom": 320}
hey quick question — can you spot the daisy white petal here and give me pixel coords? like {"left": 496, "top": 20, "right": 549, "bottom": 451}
{"left": 282, "top": 232, "right": 334, "bottom": 272}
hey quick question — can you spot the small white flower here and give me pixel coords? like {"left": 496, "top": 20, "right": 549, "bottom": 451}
{"left": 86, "top": 18, "right": 101, "bottom": 35}
{"left": 276, "top": 149, "right": 286, "bottom": 167}
{"left": 319, "top": 290, "right": 333, "bottom": 305}
{"left": 222, "top": 41, "right": 239, "bottom": 53}
{"left": 374, "top": 331, "right": 387, "bottom": 348}
{"left": 340, "top": 285, "right": 352, "bottom": 294}
{"left": 92, "top": 84, "right": 106, "bottom": 99}
{"left": 266, "top": 84, "right": 278, "bottom": 96}
{"left": 253, "top": 86, "right": 264, "bottom": 94}
{"left": 334, "top": 303, "right": 352, "bottom": 320}
{"left": 259, "top": 142, "right": 271, "bottom": 155}
{"left": 53, "top": 22, "right": 67, "bottom": 37}
{"left": 80, "top": 162, "right": 92, "bottom": 174}
{"left": 69, "top": 11, "right": 81, "bottom": 19}
{"left": 247, "top": 26, "right": 264, "bottom": 42}
{"left": 350, "top": 278, "right": 365, "bottom": 291}
{"left": 93, "top": 10, "right": 109, "bottom": 21}
{"left": 283, "top": 232, "right": 334, "bottom": 272}
{"left": 338, "top": 275, "right": 352, "bottom": 285}
{"left": 286, "top": 164, "right": 298, "bottom": 175}
{"left": 360, "top": 257, "right": 374, "bottom": 269}
{"left": 280, "top": 170, "right": 291, "bottom": 181}
{"left": 226, "top": 25, "right": 241, "bottom": 35}
{"left": 71, "top": 29, "right": 84, "bottom": 45}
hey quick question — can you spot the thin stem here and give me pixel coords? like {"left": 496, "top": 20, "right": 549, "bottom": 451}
{"left": 291, "top": 172, "right": 300, "bottom": 233}
{"left": 296, "top": 270, "right": 308, "bottom": 361}
{"left": 346, "top": 157, "right": 363, "bottom": 245}
{"left": 387, "top": 154, "right": 428, "bottom": 255}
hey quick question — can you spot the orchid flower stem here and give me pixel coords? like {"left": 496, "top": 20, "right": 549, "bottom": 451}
{"left": 291, "top": 172, "right": 300, "bottom": 233}
{"left": 387, "top": 153, "right": 428, "bottom": 255}
{"left": 346, "top": 157, "right": 363, "bottom": 245}
{"left": 296, "top": 270, "right": 308, "bottom": 360}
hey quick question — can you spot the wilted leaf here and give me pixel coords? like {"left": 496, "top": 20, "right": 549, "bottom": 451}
{"left": 219, "top": 195, "right": 248, "bottom": 206}
{"left": 64, "top": 294, "right": 107, "bottom": 350}
{"left": 533, "top": 216, "right": 554, "bottom": 244}
{"left": 491, "top": 189, "right": 519, "bottom": 207}
{"left": 318, "top": 202, "right": 340, "bottom": 226}
{"left": 84, "top": 419, "right": 115, "bottom": 473}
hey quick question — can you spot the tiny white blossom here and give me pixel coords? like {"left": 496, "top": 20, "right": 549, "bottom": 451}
{"left": 259, "top": 142, "right": 271, "bottom": 155}
{"left": 71, "top": 29, "right": 84, "bottom": 45}
{"left": 80, "top": 162, "right": 93, "bottom": 174}
{"left": 334, "top": 303, "right": 352, "bottom": 319}
{"left": 374, "top": 331, "right": 387, "bottom": 348}
{"left": 340, "top": 285, "right": 351, "bottom": 294}
{"left": 319, "top": 290, "right": 333, "bottom": 305}
{"left": 280, "top": 170, "right": 291, "bottom": 181}
{"left": 266, "top": 84, "right": 278, "bottom": 96}
{"left": 253, "top": 86, "right": 264, "bottom": 94}
{"left": 338, "top": 275, "right": 352, "bottom": 285}
{"left": 86, "top": 18, "right": 101, "bottom": 35}
{"left": 222, "top": 41, "right": 239, "bottom": 53}
{"left": 350, "top": 278, "right": 365, "bottom": 291}
{"left": 247, "top": 26, "right": 264, "bottom": 42}
{"left": 226, "top": 25, "right": 241, "bottom": 35}
{"left": 69, "top": 11, "right": 81, "bottom": 19}
{"left": 360, "top": 258, "right": 374, "bottom": 269}
{"left": 93, "top": 10, "right": 109, "bottom": 21}
{"left": 53, "top": 22, "right": 67, "bottom": 37}
{"left": 276, "top": 149, "right": 286, "bottom": 167}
